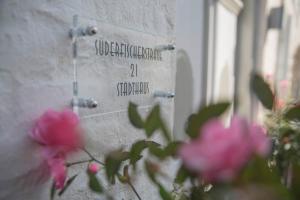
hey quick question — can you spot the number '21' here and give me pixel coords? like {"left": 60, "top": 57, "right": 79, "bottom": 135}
{"left": 130, "top": 64, "right": 138, "bottom": 77}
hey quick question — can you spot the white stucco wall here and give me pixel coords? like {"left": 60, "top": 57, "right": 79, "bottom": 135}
{"left": 173, "top": 0, "right": 204, "bottom": 139}
{"left": 0, "top": 0, "right": 176, "bottom": 199}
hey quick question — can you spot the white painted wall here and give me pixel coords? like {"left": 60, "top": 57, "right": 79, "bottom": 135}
{"left": 0, "top": 1, "right": 176, "bottom": 199}
{"left": 174, "top": 0, "right": 204, "bottom": 139}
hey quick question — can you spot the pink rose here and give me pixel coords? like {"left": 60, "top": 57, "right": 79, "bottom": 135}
{"left": 248, "top": 124, "right": 270, "bottom": 156}
{"left": 279, "top": 80, "right": 289, "bottom": 98}
{"left": 30, "top": 109, "right": 82, "bottom": 189}
{"left": 264, "top": 73, "right": 274, "bottom": 85}
{"left": 265, "top": 73, "right": 273, "bottom": 81}
{"left": 47, "top": 156, "right": 67, "bottom": 189}
{"left": 275, "top": 98, "right": 285, "bottom": 110}
{"left": 88, "top": 163, "right": 100, "bottom": 174}
{"left": 30, "top": 109, "right": 82, "bottom": 152}
{"left": 179, "top": 116, "right": 270, "bottom": 183}
{"left": 279, "top": 80, "right": 289, "bottom": 90}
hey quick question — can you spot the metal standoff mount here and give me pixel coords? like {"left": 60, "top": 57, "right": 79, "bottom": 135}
{"left": 71, "top": 98, "right": 98, "bottom": 109}
{"left": 69, "top": 15, "right": 98, "bottom": 113}
{"left": 153, "top": 91, "right": 175, "bottom": 98}
{"left": 69, "top": 25, "right": 98, "bottom": 38}
{"left": 156, "top": 44, "right": 176, "bottom": 51}
{"left": 69, "top": 15, "right": 97, "bottom": 38}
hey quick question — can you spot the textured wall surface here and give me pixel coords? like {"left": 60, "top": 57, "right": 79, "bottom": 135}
{"left": 0, "top": 0, "right": 176, "bottom": 199}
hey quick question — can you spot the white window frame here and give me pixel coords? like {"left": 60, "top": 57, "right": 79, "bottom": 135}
{"left": 204, "top": 0, "right": 243, "bottom": 103}
{"left": 219, "top": 0, "right": 244, "bottom": 15}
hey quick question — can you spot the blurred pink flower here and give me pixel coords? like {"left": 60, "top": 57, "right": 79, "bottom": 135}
{"left": 275, "top": 98, "right": 285, "bottom": 110}
{"left": 265, "top": 73, "right": 273, "bottom": 81}
{"left": 30, "top": 109, "right": 82, "bottom": 152}
{"left": 179, "top": 117, "right": 270, "bottom": 183}
{"left": 30, "top": 109, "right": 82, "bottom": 189}
{"left": 249, "top": 124, "right": 270, "bottom": 156}
{"left": 88, "top": 163, "right": 100, "bottom": 174}
{"left": 279, "top": 79, "right": 289, "bottom": 90}
{"left": 47, "top": 156, "right": 67, "bottom": 189}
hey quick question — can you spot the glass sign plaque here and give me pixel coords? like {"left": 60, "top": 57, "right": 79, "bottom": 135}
{"left": 74, "top": 16, "right": 175, "bottom": 118}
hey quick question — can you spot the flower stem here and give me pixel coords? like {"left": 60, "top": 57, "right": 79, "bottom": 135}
{"left": 81, "top": 148, "right": 143, "bottom": 200}
{"left": 128, "top": 181, "right": 142, "bottom": 200}
{"left": 66, "top": 159, "right": 93, "bottom": 167}
{"left": 82, "top": 147, "right": 105, "bottom": 166}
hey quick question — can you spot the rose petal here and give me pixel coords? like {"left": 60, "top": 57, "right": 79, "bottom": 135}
{"left": 47, "top": 156, "right": 67, "bottom": 189}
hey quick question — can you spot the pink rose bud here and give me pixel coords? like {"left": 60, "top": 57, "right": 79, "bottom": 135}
{"left": 88, "top": 163, "right": 100, "bottom": 174}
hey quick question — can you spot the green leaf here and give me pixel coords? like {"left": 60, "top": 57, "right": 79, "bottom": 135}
{"left": 129, "top": 103, "right": 171, "bottom": 142}
{"left": 148, "top": 144, "right": 165, "bottom": 158}
{"left": 251, "top": 73, "right": 274, "bottom": 110}
{"left": 238, "top": 157, "right": 290, "bottom": 199}
{"left": 239, "top": 156, "right": 280, "bottom": 184}
{"left": 176, "top": 193, "right": 189, "bottom": 200}
{"left": 285, "top": 106, "right": 300, "bottom": 121}
{"left": 117, "top": 174, "right": 129, "bottom": 184}
{"left": 129, "top": 140, "right": 160, "bottom": 166}
{"left": 123, "top": 165, "right": 130, "bottom": 180}
{"left": 119, "top": 151, "right": 130, "bottom": 161}
{"left": 117, "top": 165, "right": 130, "bottom": 184}
{"left": 146, "top": 141, "right": 166, "bottom": 159}
{"left": 50, "top": 181, "right": 56, "bottom": 200}
{"left": 148, "top": 141, "right": 181, "bottom": 160}
{"left": 129, "top": 140, "right": 148, "bottom": 165}
{"left": 159, "top": 119, "right": 172, "bottom": 142}
{"left": 105, "top": 150, "right": 129, "bottom": 183}
{"left": 291, "top": 163, "right": 300, "bottom": 199}
{"left": 186, "top": 102, "right": 230, "bottom": 138}
{"left": 58, "top": 174, "right": 78, "bottom": 196}
{"left": 164, "top": 141, "right": 182, "bottom": 157}
{"left": 147, "top": 104, "right": 171, "bottom": 141}
{"left": 158, "top": 184, "right": 173, "bottom": 200}
{"left": 144, "top": 160, "right": 158, "bottom": 184}
{"left": 175, "top": 166, "right": 190, "bottom": 184}
{"left": 145, "top": 105, "right": 161, "bottom": 137}
{"left": 87, "top": 171, "right": 103, "bottom": 193}
{"left": 190, "top": 187, "right": 204, "bottom": 200}
{"left": 145, "top": 140, "right": 161, "bottom": 147}
{"left": 128, "top": 102, "right": 144, "bottom": 129}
